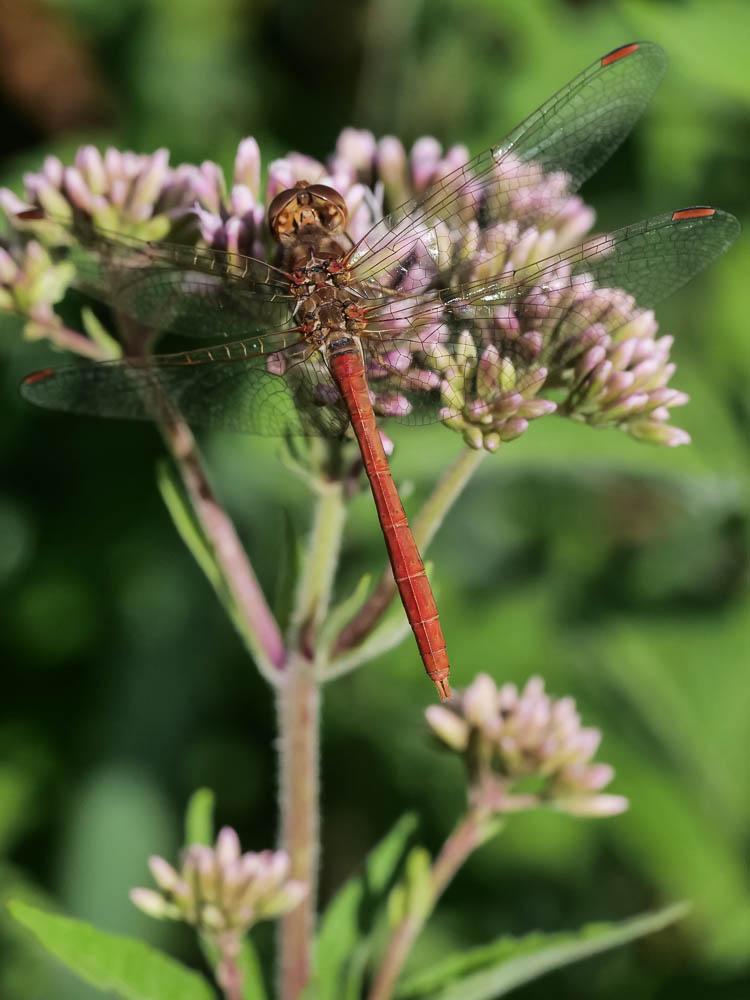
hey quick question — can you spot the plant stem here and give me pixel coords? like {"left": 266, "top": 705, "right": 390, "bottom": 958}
{"left": 277, "top": 477, "right": 347, "bottom": 999}
{"left": 112, "top": 311, "right": 286, "bottom": 679}
{"left": 32, "top": 319, "right": 114, "bottom": 360}
{"left": 214, "top": 932, "right": 244, "bottom": 1000}
{"left": 33, "top": 310, "right": 286, "bottom": 676}
{"left": 291, "top": 479, "right": 347, "bottom": 654}
{"left": 368, "top": 808, "right": 494, "bottom": 1000}
{"left": 334, "top": 446, "right": 486, "bottom": 656}
{"left": 161, "top": 414, "right": 286, "bottom": 677}
{"left": 277, "top": 658, "right": 320, "bottom": 1000}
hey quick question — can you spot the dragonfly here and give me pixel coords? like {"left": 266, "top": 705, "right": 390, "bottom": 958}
{"left": 14, "top": 41, "right": 739, "bottom": 700}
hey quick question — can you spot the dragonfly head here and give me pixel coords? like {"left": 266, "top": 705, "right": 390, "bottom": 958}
{"left": 268, "top": 181, "right": 348, "bottom": 243}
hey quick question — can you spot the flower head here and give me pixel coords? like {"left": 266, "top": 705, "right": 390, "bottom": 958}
{"left": 1, "top": 146, "right": 179, "bottom": 241}
{"left": 0, "top": 132, "right": 691, "bottom": 449}
{"left": 0, "top": 240, "right": 73, "bottom": 340}
{"left": 130, "top": 827, "right": 306, "bottom": 935}
{"left": 426, "top": 673, "right": 628, "bottom": 818}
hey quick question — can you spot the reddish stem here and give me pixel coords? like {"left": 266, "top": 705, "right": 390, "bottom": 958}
{"left": 116, "top": 313, "right": 286, "bottom": 675}
{"left": 162, "top": 415, "right": 286, "bottom": 672}
{"left": 368, "top": 809, "right": 492, "bottom": 1000}
{"left": 215, "top": 932, "right": 244, "bottom": 1000}
{"left": 277, "top": 659, "right": 320, "bottom": 1000}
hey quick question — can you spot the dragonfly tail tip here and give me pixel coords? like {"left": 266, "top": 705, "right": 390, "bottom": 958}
{"left": 435, "top": 677, "right": 452, "bottom": 702}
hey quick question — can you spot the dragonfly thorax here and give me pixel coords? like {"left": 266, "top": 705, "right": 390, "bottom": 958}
{"left": 296, "top": 282, "right": 367, "bottom": 345}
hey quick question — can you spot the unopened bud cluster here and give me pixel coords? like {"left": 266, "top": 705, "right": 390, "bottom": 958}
{"left": 130, "top": 827, "right": 306, "bottom": 935}
{"left": 426, "top": 673, "right": 628, "bottom": 818}
{"left": 0, "top": 241, "right": 72, "bottom": 339}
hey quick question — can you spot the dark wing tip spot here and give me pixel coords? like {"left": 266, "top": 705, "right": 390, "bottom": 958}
{"left": 601, "top": 42, "right": 640, "bottom": 67}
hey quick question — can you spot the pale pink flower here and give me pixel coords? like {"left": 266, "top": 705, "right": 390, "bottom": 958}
{"left": 426, "top": 673, "right": 628, "bottom": 818}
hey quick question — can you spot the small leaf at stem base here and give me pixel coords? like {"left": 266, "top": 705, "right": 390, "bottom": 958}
{"left": 184, "top": 788, "right": 215, "bottom": 847}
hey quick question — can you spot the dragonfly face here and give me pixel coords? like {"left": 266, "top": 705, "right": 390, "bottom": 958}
{"left": 267, "top": 181, "right": 348, "bottom": 243}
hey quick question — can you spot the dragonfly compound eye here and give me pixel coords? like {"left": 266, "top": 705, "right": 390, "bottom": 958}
{"left": 267, "top": 188, "right": 301, "bottom": 240}
{"left": 307, "top": 184, "right": 348, "bottom": 233}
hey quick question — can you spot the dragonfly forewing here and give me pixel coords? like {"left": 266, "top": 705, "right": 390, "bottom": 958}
{"left": 347, "top": 41, "right": 667, "bottom": 289}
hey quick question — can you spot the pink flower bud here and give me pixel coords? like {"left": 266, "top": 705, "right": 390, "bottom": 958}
{"left": 234, "top": 137, "right": 261, "bottom": 197}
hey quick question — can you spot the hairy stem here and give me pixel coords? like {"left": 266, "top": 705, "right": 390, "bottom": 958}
{"left": 291, "top": 479, "right": 347, "bottom": 654}
{"left": 277, "top": 659, "right": 320, "bottom": 1000}
{"left": 32, "top": 311, "right": 285, "bottom": 675}
{"left": 214, "top": 932, "right": 244, "bottom": 1000}
{"left": 161, "top": 416, "right": 286, "bottom": 678}
{"left": 277, "top": 479, "right": 347, "bottom": 999}
{"left": 368, "top": 808, "right": 495, "bottom": 1000}
{"left": 113, "top": 312, "right": 286, "bottom": 678}
{"left": 334, "top": 446, "right": 486, "bottom": 655}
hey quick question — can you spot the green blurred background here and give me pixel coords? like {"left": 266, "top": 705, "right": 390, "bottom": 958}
{"left": 1, "top": 0, "right": 748, "bottom": 997}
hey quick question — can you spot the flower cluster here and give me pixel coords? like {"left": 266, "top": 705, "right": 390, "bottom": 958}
{"left": 0, "top": 240, "right": 73, "bottom": 339}
{"left": 0, "top": 147, "right": 176, "bottom": 241}
{"left": 423, "top": 331, "right": 556, "bottom": 452}
{"left": 426, "top": 673, "right": 628, "bottom": 818}
{"left": 130, "top": 827, "right": 306, "bottom": 935}
{"left": 0, "top": 130, "right": 690, "bottom": 448}
{"left": 421, "top": 274, "right": 690, "bottom": 451}
{"left": 554, "top": 291, "right": 691, "bottom": 447}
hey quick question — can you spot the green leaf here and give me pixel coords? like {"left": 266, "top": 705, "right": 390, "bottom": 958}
{"left": 273, "top": 509, "right": 302, "bottom": 633}
{"left": 396, "top": 902, "right": 689, "bottom": 999}
{"left": 8, "top": 900, "right": 216, "bottom": 1000}
{"left": 318, "top": 571, "right": 371, "bottom": 665}
{"left": 184, "top": 788, "right": 215, "bottom": 847}
{"left": 80, "top": 306, "right": 122, "bottom": 359}
{"left": 237, "top": 939, "right": 267, "bottom": 1000}
{"left": 156, "top": 461, "right": 266, "bottom": 672}
{"left": 156, "top": 460, "right": 224, "bottom": 595}
{"left": 314, "top": 813, "right": 418, "bottom": 1000}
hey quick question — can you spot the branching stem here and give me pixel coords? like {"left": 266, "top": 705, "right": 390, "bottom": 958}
{"left": 277, "top": 479, "right": 347, "bottom": 1000}
{"left": 160, "top": 415, "right": 286, "bottom": 678}
{"left": 368, "top": 808, "right": 496, "bottom": 1000}
{"left": 30, "top": 318, "right": 113, "bottom": 360}
{"left": 116, "top": 313, "right": 287, "bottom": 678}
{"left": 214, "top": 932, "right": 244, "bottom": 1000}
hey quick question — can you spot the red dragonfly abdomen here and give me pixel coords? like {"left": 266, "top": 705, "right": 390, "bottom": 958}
{"left": 330, "top": 347, "right": 451, "bottom": 701}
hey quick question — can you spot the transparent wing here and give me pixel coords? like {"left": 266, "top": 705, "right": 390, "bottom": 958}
{"left": 375, "top": 207, "right": 741, "bottom": 326}
{"left": 14, "top": 210, "right": 296, "bottom": 339}
{"left": 359, "top": 207, "right": 739, "bottom": 427}
{"left": 348, "top": 41, "right": 667, "bottom": 286}
{"left": 21, "top": 331, "right": 350, "bottom": 437}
